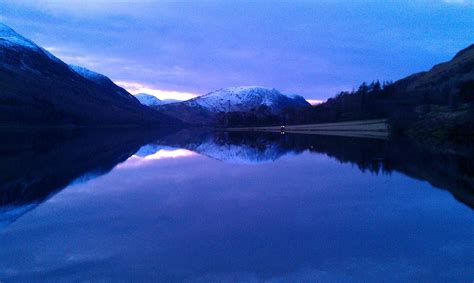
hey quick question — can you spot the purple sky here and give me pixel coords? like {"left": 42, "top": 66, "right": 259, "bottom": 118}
{"left": 1, "top": 1, "right": 473, "bottom": 101}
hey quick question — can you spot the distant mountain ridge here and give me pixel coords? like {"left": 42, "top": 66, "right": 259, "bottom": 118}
{"left": 134, "top": 93, "right": 180, "bottom": 107}
{"left": 0, "top": 22, "right": 179, "bottom": 127}
{"left": 154, "top": 86, "right": 310, "bottom": 124}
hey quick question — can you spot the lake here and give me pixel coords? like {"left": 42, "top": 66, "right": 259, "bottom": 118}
{"left": 0, "top": 129, "right": 473, "bottom": 282}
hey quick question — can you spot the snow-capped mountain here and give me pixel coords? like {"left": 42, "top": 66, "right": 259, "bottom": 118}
{"left": 187, "top": 86, "right": 309, "bottom": 113}
{"left": 135, "top": 93, "right": 162, "bottom": 107}
{"left": 154, "top": 86, "right": 310, "bottom": 124}
{"left": 0, "top": 22, "right": 179, "bottom": 126}
{"left": 134, "top": 93, "right": 180, "bottom": 107}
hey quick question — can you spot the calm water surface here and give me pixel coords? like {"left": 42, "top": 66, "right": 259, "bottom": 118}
{"left": 0, "top": 130, "right": 473, "bottom": 282}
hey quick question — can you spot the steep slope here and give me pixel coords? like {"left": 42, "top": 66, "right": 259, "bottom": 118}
{"left": 69, "top": 64, "right": 139, "bottom": 103}
{"left": 0, "top": 23, "right": 179, "bottom": 127}
{"left": 304, "top": 43, "right": 474, "bottom": 134}
{"left": 155, "top": 86, "right": 310, "bottom": 124}
{"left": 392, "top": 44, "right": 474, "bottom": 103}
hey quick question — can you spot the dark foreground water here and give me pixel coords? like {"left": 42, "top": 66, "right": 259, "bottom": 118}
{"left": 0, "top": 129, "right": 473, "bottom": 282}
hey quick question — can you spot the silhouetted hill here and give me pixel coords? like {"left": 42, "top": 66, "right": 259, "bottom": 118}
{"left": 0, "top": 23, "right": 180, "bottom": 127}
{"left": 0, "top": 128, "right": 178, "bottom": 229}
{"left": 216, "top": 45, "right": 474, "bottom": 137}
{"left": 390, "top": 44, "right": 474, "bottom": 104}
{"left": 307, "top": 44, "right": 474, "bottom": 138}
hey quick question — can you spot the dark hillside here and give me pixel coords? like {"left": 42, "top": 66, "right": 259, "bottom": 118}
{"left": 0, "top": 23, "right": 180, "bottom": 127}
{"left": 219, "top": 44, "right": 474, "bottom": 139}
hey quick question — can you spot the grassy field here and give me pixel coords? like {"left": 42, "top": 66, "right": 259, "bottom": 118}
{"left": 227, "top": 119, "right": 389, "bottom": 139}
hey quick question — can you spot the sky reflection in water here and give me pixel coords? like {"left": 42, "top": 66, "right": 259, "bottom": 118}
{"left": 0, "top": 131, "right": 473, "bottom": 282}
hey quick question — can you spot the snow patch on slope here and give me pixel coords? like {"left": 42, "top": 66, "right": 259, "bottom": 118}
{"left": 69, "top": 64, "right": 108, "bottom": 83}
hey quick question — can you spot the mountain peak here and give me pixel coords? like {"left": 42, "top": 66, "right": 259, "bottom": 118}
{"left": 218, "top": 86, "right": 274, "bottom": 93}
{"left": 202, "top": 86, "right": 298, "bottom": 100}
{"left": 186, "top": 85, "right": 310, "bottom": 114}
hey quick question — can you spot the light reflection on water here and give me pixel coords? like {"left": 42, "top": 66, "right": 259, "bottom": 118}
{"left": 119, "top": 148, "right": 197, "bottom": 169}
{"left": 0, "top": 129, "right": 472, "bottom": 282}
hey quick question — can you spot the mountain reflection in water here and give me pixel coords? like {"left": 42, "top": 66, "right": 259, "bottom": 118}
{"left": 0, "top": 128, "right": 473, "bottom": 281}
{"left": 1, "top": 128, "right": 473, "bottom": 230}
{"left": 0, "top": 128, "right": 175, "bottom": 228}
{"left": 143, "top": 129, "right": 474, "bottom": 209}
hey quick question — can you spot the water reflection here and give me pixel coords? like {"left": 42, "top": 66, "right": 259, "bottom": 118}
{"left": 0, "top": 129, "right": 472, "bottom": 281}
{"left": 144, "top": 130, "right": 474, "bottom": 209}
{"left": 1, "top": 129, "right": 473, "bottom": 229}
{"left": 0, "top": 128, "right": 177, "bottom": 228}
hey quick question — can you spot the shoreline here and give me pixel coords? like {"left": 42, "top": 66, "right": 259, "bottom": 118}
{"left": 226, "top": 119, "right": 389, "bottom": 139}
